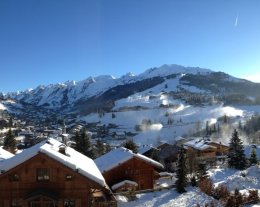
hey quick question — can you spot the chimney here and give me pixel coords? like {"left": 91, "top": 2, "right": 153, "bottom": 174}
{"left": 58, "top": 144, "right": 66, "bottom": 155}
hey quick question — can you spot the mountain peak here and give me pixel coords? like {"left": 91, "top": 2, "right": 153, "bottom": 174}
{"left": 139, "top": 64, "right": 213, "bottom": 79}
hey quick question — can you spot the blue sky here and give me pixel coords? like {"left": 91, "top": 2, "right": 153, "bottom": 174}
{"left": 0, "top": 0, "right": 260, "bottom": 92}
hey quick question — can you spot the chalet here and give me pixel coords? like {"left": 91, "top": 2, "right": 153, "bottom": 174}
{"left": 183, "top": 138, "right": 229, "bottom": 162}
{"left": 157, "top": 142, "right": 180, "bottom": 161}
{"left": 208, "top": 141, "right": 229, "bottom": 156}
{"left": 95, "top": 147, "right": 163, "bottom": 192}
{"left": 156, "top": 142, "right": 180, "bottom": 172}
{"left": 138, "top": 145, "right": 159, "bottom": 159}
{"left": 0, "top": 138, "right": 116, "bottom": 207}
{"left": 113, "top": 131, "right": 126, "bottom": 140}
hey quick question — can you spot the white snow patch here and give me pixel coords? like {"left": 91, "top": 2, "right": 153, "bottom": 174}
{"left": 209, "top": 166, "right": 260, "bottom": 192}
{"left": 117, "top": 187, "right": 220, "bottom": 207}
{"left": 112, "top": 180, "right": 138, "bottom": 190}
{"left": 0, "top": 103, "right": 6, "bottom": 110}
{"left": 0, "top": 147, "right": 14, "bottom": 162}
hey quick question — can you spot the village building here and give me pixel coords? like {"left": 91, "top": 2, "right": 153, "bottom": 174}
{"left": 113, "top": 131, "right": 126, "bottom": 140}
{"left": 0, "top": 138, "right": 116, "bottom": 207}
{"left": 94, "top": 147, "right": 164, "bottom": 192}
{"left": 157, "top": 142, "right": 181, "bottom": 172}
{"left": 138, "top": 145, "right": 159, "bottom": 160}
{"left": 183, "top": 138, "right": 229, "bottom": 163}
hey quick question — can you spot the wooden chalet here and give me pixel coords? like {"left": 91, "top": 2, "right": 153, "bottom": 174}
{"left": 184, "top": 138, "right": 229, "bottom": 161}
{"left": 95, "top": 147, "right": 164, "bottom": 192}
{"left": 138, "top": 145, "right": 159, "bottom": 160}
{"left": 0, "top": 138, "right": 116, "bottom": 207}
{"left": 208, "top": 142, "right": 229, "bottom": 156}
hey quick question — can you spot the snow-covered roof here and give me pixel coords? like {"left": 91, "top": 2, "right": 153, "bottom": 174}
{"left": 184, "top": 139, "right": 216, "bottom": 151}
{"left": 115, "top": 131, "right": 125, "bottom": 136}
{"left": 0, "top": 138, "right": 108, "bottom": 188}
{"left": 15, "top": 136, "right": 25, "bottom": 141}
{"left": 138, "top": 145, "right": 157, "bottom": 155}
{"left": 159, "top": 172, "right": 174, "bottom": 177}
{"left": 95, "top": 147, "right": 163, "bottom": 173}
{"left": 0, "top": 147, "right": 14, "bottom": 161}
{"left": 61, "top": 133, "right": 70, "bottom": 137}
{"left": 111, "top": 180, "right": 138, "bottom": 190}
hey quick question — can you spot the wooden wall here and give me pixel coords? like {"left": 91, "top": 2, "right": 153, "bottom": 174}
{"left": 0, "top": 152, "right": 115, "bottom": 207}
{"left": 102, "top": 157, "right": 156, "bottom": 191}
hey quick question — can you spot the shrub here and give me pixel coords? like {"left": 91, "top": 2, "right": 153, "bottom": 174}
{"left": 198, "top": 177, "right": 214, "bottom": 196}
{"left": 247, "top": 189, "right": 259, "bottom": 202}
{"left": 214, "top": 184, "right": 229, "bottom": 201}
{"left": 191, "top": 175, "right": 197, "bottom": 187}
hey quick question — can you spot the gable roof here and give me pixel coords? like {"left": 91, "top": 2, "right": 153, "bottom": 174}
{"left": 0, "top": 138, "right": 108, "bottom": 189}
{"left": 184, "top": 138, "right": 217, "bottom": 151}
{"left": 94, "top": 147, "right": 163, "bottom": 173}
{"left": 138, "top": 145, "right": 158, "bottom": 155}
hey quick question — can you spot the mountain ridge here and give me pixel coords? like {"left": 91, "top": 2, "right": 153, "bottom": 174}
{"left": 3, "top": 64, "right": 215, "bottom": 107}
{"left": 1, "top": 64, "right": 260, "bottom": 124}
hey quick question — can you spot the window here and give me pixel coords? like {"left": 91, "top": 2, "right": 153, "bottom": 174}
{"left": 36, "top": 168, "right": 50, "bottom": 181}
{"left": 65, "top": 174, "right": 73, "bottom": 181}
{"left": 9, "top": 173, "right": 20, "bottom": 182}
{"left": 64, "top": 199, "right": 75, "bottom": 207}
{"left": 11, "top": 199, "right": 22, "bottom": 207}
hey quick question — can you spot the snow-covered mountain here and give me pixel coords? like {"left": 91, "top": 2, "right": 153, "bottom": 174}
{"left": 1, "top": 64, "right": 260, "bottom": 123}
{"left": 5, "top": 64, "right": 213, "bottom": 108}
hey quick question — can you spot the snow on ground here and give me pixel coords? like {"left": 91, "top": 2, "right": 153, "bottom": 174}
{"left": 209, "top": 165, "right": 260, "bottom": 192}
{"left": 155, "top": 176, "right": 176, "bottom": 188}
{"left": 235, "top": 105, "right": 260, "bottom": 116}
{"left": 247, "top": 204, "right": 260, "bottom": 207}
{"left": 81, "top": 102, "right": 245, "bottom": 145}
{"left": 117, "top": 187, "right": 221, "bottom": 207}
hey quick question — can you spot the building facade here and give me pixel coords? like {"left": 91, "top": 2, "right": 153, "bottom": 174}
{"left": 0, "top": 139, "right": 116, "bottom": 207}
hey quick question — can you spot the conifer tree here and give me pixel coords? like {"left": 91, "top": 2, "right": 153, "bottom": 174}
{"left": 74, "top": 130, "right": 91, "bottom": 156}
{"left": 8, "top": 117, "right": 13, "bottom": 128}
{"left": 96, "top": 139, "right": 105, "bottom": 157}
{"left": 176, "top": 147, "right": 188, "bottom": 193}
{"left": 3, "top": 128, "right": 16, "bottom": 153}
{"left": 73, "top": 131, "right": 80, "bottom": 148}
{"left": 206, "top": 121, "right": 209, "bottom": 135}
{"left": 123, "top": 140, "right": 138, "bottom": 153}
{"left": 228, "top": 129, "right": 246, "bottom": 169}
{"left": 250, "top": 147, "right": 258, "bottom": 165}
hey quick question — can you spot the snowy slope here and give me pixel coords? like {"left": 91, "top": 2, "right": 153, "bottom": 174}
{"left": 209, "top": 166, "right": 260, "bottom": 192}
{"left": 0, "top": 103, "right": 6, "bottom": 110}
{"left": 117, "top": 187, "right": 221, "bottom": 207}
{"left": 81, "top": 88, "right": 245, "bottom": 145}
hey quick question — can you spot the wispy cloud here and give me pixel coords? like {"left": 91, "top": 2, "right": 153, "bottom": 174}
{"left": 234, "top": 13, "right": 239, "bottom": 27}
